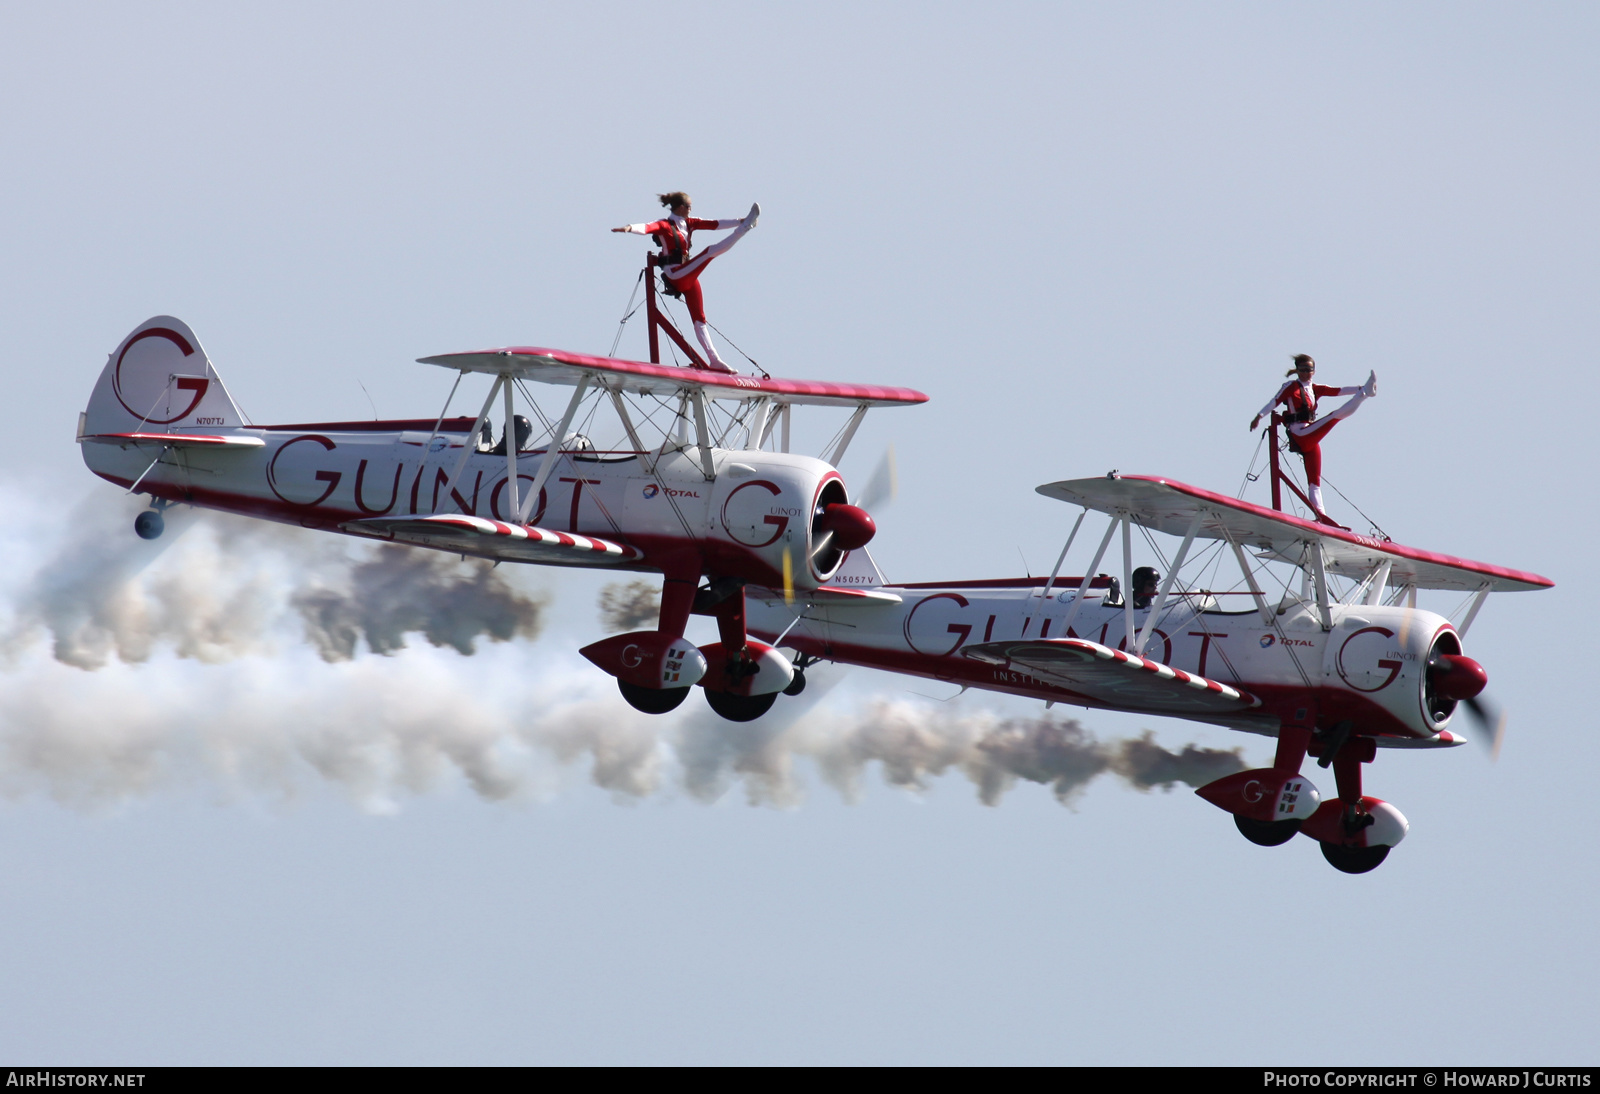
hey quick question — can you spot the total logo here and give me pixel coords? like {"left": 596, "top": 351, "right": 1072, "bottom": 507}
{"left": 642, "top": 484, "right": 660, "bottom": 499}
{"left": 1260, "top": 634, "right": 1276, "bottom": 648}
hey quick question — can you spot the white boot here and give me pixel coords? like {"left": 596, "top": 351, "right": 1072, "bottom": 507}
{"left": 1308, "top": 484, "right": 1326, "bottom": 516}
{"left": 694, "top": 320, "right": 734, "bottom": 373}
{"left": 745, "top": 202, "right": 760, "bottom": 227}
{"left": 1363, "top": 370, "right": 1377, "bottom": 398}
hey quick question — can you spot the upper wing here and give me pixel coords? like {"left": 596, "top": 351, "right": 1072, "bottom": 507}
{"left": 415, "top": 346, "right": 928, "bottom": 409}
{"left": 964, "top": 637, "right": 1271, "bottom": 723}
{"left": 341, "top": 514, "right": 644, "bottom": 566}
{"left": 1037, "top": 475, "right": 1552, "bottom": 593}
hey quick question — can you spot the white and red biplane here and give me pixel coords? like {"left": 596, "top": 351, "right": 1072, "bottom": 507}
{"left": 744, "top": 472, "right": 1551, "bottom": 873}
{"left": 78, "top": 310, "right": 925, "bottom": 722}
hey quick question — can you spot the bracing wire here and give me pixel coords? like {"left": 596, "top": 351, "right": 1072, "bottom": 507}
{"left": 706, "top": 320, "right": 770, "bottom": 379}
{"left": 608, "top": 269, "right": 646, "bottom": 358}
{"left": 1237, "top": 428, "right": 1268, "bottom": 498}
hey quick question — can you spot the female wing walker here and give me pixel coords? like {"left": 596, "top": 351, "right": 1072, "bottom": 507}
{"left": 1251, "top": 354, "right": 1377, "bottom": 526}
{"left": 613, "top": 191, "right": 759, "bottom": 372}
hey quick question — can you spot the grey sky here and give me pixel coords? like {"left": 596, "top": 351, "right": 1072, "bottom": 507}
{"left": 0, "top": 2, "right": 1594, "bottom": 1064}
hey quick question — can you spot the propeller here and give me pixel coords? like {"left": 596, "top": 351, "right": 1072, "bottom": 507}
{"left": 1427, "top": 651, "right": 1506, "bottom": 759}
{"left": 852, "top": 445, "right": 897, "bottom": 512}
{"left": 1461, "top": 693, "right": 1509, "bottom": 760}
{"left": 811, "top": 446, "right": 896, "bottom": 566}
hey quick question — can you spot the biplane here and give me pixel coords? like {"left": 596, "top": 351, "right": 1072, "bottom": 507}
{"left": 744, "top": 472, "right": 1551, "bottom": 873}
{"left": 77, "top": 278, "right": 926, "bottom": 722}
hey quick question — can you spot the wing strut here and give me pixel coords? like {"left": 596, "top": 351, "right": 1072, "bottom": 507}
{"left": 445, "top": 375, "right": 504, "bottom": 505}
{"left": 1310, "top": 540, "right": 1333, "bottom": 631}
{"left": 824, "top": 404, "right": 869, "bottom": 465}
{"left": 1221, "top": 526, "right": 1274, "bottom": 626}
{"left": 746, "top": 397, "right": 772, "bottom": 451}
{"left": 1038, "top": 508, "right": 1088, "bottom": 601}
{"left": 1059, "top": 517, "right": 1119, "bottom": 637}
{"left": 1120, "top": 515, "right": 1136, "bottom": 653}
{"left": 1363, "top": 559, "right": 1393, "bottom": 606}
{"left": 689, "top": 390, "right": 715, "bottom": 480}
{"left": 504, "top": 372, "right": 520, "bottom": 517}
{"left": 1456, "top": 582, "right": 1492, "bottom": 638}
{"left": 1136, "top": 511, "right": 1201, "bottom": 655}
{"left": 519, "top": 375, "right": 591, "bottom": 524}
{"left": 608, "top": 387, "right": 651, "bottom": 471}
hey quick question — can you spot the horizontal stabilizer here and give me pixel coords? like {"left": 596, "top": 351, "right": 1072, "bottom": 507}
{"left": 416, "top": 346, "right": 928, "bottom": 409}
{"left": 1038, "top": 475, "right": 1552, "bottom": 593}
{"left": 342, "top": 514, "right": 643, "bottom": 566}
{"left": 963, "top": 637, "right": 1266, "bottom": 719}
{"left": 82, "top": 431, "right": 265, "bottom": 449}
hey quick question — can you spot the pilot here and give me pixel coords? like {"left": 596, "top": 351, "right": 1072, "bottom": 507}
{"left": 1250, "top": 354, "right": 1377, "bottom": 524}
{"left": 613, "top": 192, "right": 759, "bottom": 374}
{"left": 1131, "top": 566, "right": 1160, "bottom": 610}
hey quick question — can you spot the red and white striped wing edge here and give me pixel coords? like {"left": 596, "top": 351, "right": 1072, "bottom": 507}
{"left": 1014, "top": 638, "right": 1261, "bottom": 708}
{"left": 345, "top": 514, "right": 643, "bottom": 560}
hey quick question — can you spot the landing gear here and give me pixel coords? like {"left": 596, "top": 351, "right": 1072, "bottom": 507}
{"left": 1234, "top": 815, "right": 1300, "bottom": 847}
{"left": 618, "top": 680, "right": 690, "bottom": 714}
{"left": 782, "top": 653, "right": 813, "bottom": 696}
{"left": 1320, "top": 842, "right": 1390, "bottom": 874}
{"left": 704, "top": 689, "right": 777, "bottom": 722}
{"left": 134, "top": 509, "right": 165, "bottom": 540}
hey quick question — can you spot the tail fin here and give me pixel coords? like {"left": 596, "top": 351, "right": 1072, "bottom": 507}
{"left": 83, "top": 316, "right": 245, "bottom": 436}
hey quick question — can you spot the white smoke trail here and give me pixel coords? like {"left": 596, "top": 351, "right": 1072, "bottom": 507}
{"left": 0, "top": 487, "right": 1248, "bottom": 812}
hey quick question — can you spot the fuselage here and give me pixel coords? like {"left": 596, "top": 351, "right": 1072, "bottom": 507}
{"left": 748, "top": 577, "right": 1466, "bottom": 744}
{"left": 81, "top": 421, "right": 855, "bottom": 591}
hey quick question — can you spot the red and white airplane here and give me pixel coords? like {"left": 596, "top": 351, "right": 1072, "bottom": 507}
{"left": 744, "top": 471, "right": 1552, "bottom": 873}
{"left": 77, "top": 293, "right": 926, "bottom": 722}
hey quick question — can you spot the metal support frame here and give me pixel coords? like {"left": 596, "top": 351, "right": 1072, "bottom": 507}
{"left": 1039, "top": 509, "right": 1087, "bottom": 600}
{"left": 1222, "top": 527, "right": 1275, "bottom": 626}
{"left": 503, "top": 375, "right": 520, "bottom": 517}
{"left": 1456, "top": 582, "right": 1492, "bottom": 638}
{"left": 1267, "top": 414, "right": 1316, "bottom": 515}
{"left": 644, "top": 255, "right": 708, "bottom": 368}
{"left": 1120, "top": 515, "right": 1136, "bottom": 653}
{"left": 1136, "top": 512, "right": 1201, "bottom": 656}
{"left": 422, "top": 369, "right": 466, "bottom": 456}
{"left": 780, "top": 403, "right": 791, "bottom": 453}
{"left": 1059, "top": 517, "right": 1119, "bottom": 638}
{"left": 1310, "top": 540, "right": 1333, "bottom": 631}
{"left": 518, "top": 376, "right": 590, "bottom": 524}
{"left": 609, "top": 387, "right": 651, "bottom": 471}
{"left": 444, "top": 374, "right": 504, "bottom": 505}
{"left": 1363, "top": 559, "right": 1393, "bottom": 607}
{"left": 689, "top": 390, "right": 716, "bottom": 480}
{"left": 746, "top": 398, "right": 772, "bottom": 451}
{"left": 825, "top": 404, "right": 869, "bottom": 466}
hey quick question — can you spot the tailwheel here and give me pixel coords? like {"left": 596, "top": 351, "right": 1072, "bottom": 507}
{"left": 134, "top": 510, "right": 165, "bottom": 540}
{"left": 704, "top": 689, "right": 778, "bottom": 723}
{"left": 1320, "top": 842, "right": 1391, "bottom": 874}
{"left": 618, "top": 679, "right": 690, "bottom": 715}
{"left": 1234, "top": 815, "right": 1301, "bottom": 847}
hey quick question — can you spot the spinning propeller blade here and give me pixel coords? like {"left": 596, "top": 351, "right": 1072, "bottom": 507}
{"left": 1462, "top": 693, "right": 1509, "bottom": 760}
{"left": 852, "top": 445, "right": 897, "bottom": 512}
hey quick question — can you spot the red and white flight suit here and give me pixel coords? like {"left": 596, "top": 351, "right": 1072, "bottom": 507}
{"left": 1257, "top": 373, "right": 1377, "bottom": 517}
{"left": 620, "top": 204, "right": 759, "bottom": 372}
